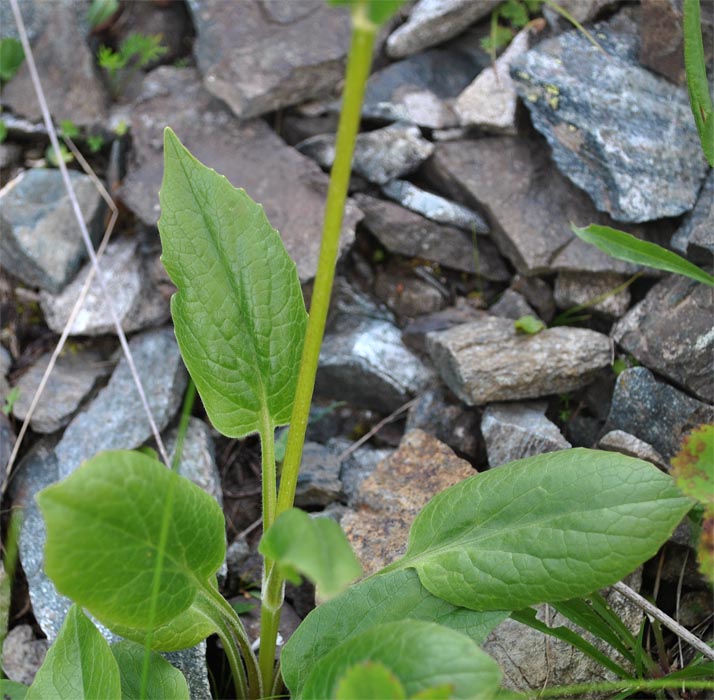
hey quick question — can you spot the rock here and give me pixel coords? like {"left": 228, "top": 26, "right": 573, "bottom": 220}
{"left": 381, "top": 179, "right": 489, "bottom": 233}
{"left": 374, "top": 267, "right": 447, "bottom": 318}
{"left": 489, "top": 289, "right": 538, "bottom": 321}
{"left": 604, "top": 367, "right": 714, "bottom": 461}
{"left": 542, "top": 0, "right": 611, "bottom": 28}
{"left": 0, "top": 0, "right": 52, "bottom": 43}
{"left": 677, "top": 590, "right": 714, "bottom": 628}
{"left": 597, "top": 430, "right": 669, "bottom": 472}
{"left": 39, "top": 238, "right": 169, "bottom": 336}
{"left": 188, "top": 0, "right": 351, "bottom": 119}
{"left": 0, "top": 169, "right": 105, "bottom": 293}
{"left": 1, "top": 624, "right": 50, "bottom": 685}
{"left": 0, "top": 413, "right": 15, "bottom": 476}
{"left": 0, "top": 142, "right": 22, "bottom": 170}
{"left": 1, "top": 1, "right": 107, "bottom": 125}
{"left": 455, "top": 26, "right": 533, "bottom": 133}
{"left": 511, "top": 275, "right": 556, "bottom": 323}
{"left": 402, "top": 301, "right": 485, "bottom": 354}
{"left": 341, "top": 430, "right": 474, "bottom": 575}
{"left": 511, "top": 12, "right": 709, "bottom": 223}
{"left": 337, "top": 441, "right": 394, "bottom": 507}
{"left": 671, "top": 170, "right": 714, "bottom": 265}
{"left": 54, "top": 327, "right": 187, "bottom": 479}
{"left": 612, "top": 276, "right": 713, "bottom": 402}
{"left": 297, "top": 123, "right": 434, "bottom": 185}
{"left": 11, "top": 349, "right": 110, "bottom": 433}
{"left": 0, "top": 344, "right": 12, "bottom": 403}
{"left": 120, "top": 67, "right": 361, "bottom": 283}
{"left": 481, "top": 401, "right": 571, "bottom": 467}
{"left": 241, "top": 601, "right": 302, "bottom": 655}
{"left": 427, "top": 316, "right": 613, "bottom": 405}
{"left": 293, "top": 442, "right": 343, "bottom": 508}
{"left": 554, "top": 271, "right": 631, "bottom": 319}
{"left": 316, "top": 318, "right": 433, "bottom": 412}
{"left": 426, "top": 136, "right": 643, "bottom": 275}
{"left": 386, "top": 0, "right": 500, "bottom": 58}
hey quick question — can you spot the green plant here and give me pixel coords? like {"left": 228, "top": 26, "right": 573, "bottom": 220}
{"left": 87, "top": 0, "right": 119, "bottom": 29}
{"left": 98, "top": 32, "right": 167, "bottom": 98}
{"left": 0, "top": 37, "right": 24, "bottom": 83}
{"left": 2, "top": 386, "right": 19, "bottom": 416}
{"left": 513, "top": 314, "right": 545, "bottom": 334}
{"left": 45, "top": 142, "right": 74, "bottom": 167}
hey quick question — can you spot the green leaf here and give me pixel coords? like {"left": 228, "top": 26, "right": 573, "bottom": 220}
{"left": 500, "top": 0, "right": 530, "bottom": 27}
{"left": 0, "top": 680, "right": 28, "bottom": 699}
{"left": 397, "top": 448, "right": 692, "bottom": 611}
{"left": 335, "top": 662, "right": 407, "bottom": 700}
{"left": 684, "top": 0, "right": 714, "bottom": 166}
{"left": 60, "top": 119, "right": 80, "bottom": 139}
{"left": 87, "top": 0, "right": 119, "bottom": 28}
{"left": 259, "top": 508, "right": 361, "bottom": 599}
{"left": 36, "top": 450, "right": 225, "bottom": 631}
{"left": 111, "top": 640, "right": 190, "bottom": 700}
{"left": 671, "top": 424, "right": 714, "bottom": 507}
{"left": 26, "top": 606, "right": 121, "bottom": 700}
{"left": 514, "top": 314, "right": 545, "bottom": 334}
{"left": 571, "top": 224, "right": 714, "bottom": 286}
{"left": 87, "top": 135, "right": 105, "bottom": 153}
{"left": 327, "top": 0, "right": 406, "bottom": 26}
{"left": 2, "top": 385, "right": 20, "bottom": 415}
{"left": 45, "top": 143, "right": 74, "bottom": 167}
{"left": 281, "top": 567, "right": 508, "bottom": 696}
{"left": 0, "top": 119, "right": 7, "bottom": 143}
{"left": 299, "top": 620, "right": 501, "bottom": 700}
{"left": 0, "top": 38, "right": 25, "bottom": 83}
{"left": 158, "top": 127, "right": 307, "bottom": 438}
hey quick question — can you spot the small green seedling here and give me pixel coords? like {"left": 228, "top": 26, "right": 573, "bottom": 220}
{"left": 98, "top": 32, "right": 167, "bottom": 98}
{"left": 513, "top": 314, "right": 545, "bottom": 334}
{"left": 0, "top": 37, "right": 24, "bottom": 83}
{"left": 87, "top": 0, "right": 119, "bottom": 29}
{"left": 2, "top": 386, "right": 20, "bottom": 416}
{"left": 45, "top": 142, "right": 74, "bottom": 167}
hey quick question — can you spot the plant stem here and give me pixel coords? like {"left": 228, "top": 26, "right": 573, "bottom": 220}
{"left": 258, "top": 562, "right": 284, "bottom": 693}
{"left": 259, "top": 408, "right": 277, "bottom": 532}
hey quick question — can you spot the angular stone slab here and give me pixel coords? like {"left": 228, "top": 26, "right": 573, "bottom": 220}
{"left": 511, "top": 11, "right": 708, "bottom": 223}
{"left": 426, "top": 136, "right": 642, "bottom": 275}
{"left": 188, "top": 0, "right": 351, "bottom": 119}
{"left": 671, "top": 170, "right": 714, "bottom": 265}
{"left": 597, "top": 429, "right": 668, "bottom": 472}
{"left": 612, "top": 276, "right": 714, "bottom": 403}
{"left": 294, "top": 442, "right": 343, "bottom": 508}
{"left": 120, "top": 67, "right": 361, "bottom": 283}
{"left": 0, "top": 169, "right": 105, "bottom": 293}
{"left": 427, "top": 315, "right": 613, "bottom": 405}
{"left": 554, "top": 271, "right": 631, "bottom": 319}
{"left": 55, "top": 327, "right": 187, "bottom": 479}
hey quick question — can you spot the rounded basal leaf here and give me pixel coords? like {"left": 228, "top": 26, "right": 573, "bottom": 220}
{"left": 400, "top": 448, "right": 692, "bottom": 611}
{"left": 111, "top": 641, "right": 189, "bottom": 700}
{"left": 299, "top": 620, "right": 501, "bottom": 700}
{"left": 158, "top": 127, "right": 307, "bottom": 438}
{"left": 335, "top": 662, "right": 406, "bottom": 700}
{"left": 37, "top": 450, "right": 225, "bottom": 630}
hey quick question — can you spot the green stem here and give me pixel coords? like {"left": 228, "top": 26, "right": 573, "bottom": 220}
{"left": 258, "top": 562, "right": 284, "bottom": 693}
{"left": 530, "top": 678, "right": 714, "bottom": 699}
{"left": 259, "top": 408, "right": 277, "bottom": 533}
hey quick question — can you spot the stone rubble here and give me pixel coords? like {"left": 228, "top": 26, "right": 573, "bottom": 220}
{"left": 597, "top": 430, "right": 669, "bottom": 472}
{"left": 554, "top": 271, "right": 632, "bottom": 319}
{"left": 671, "top": 170, "right": 714, "bottom": 264}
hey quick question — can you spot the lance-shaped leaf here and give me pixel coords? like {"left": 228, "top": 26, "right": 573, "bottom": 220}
{"left": 111, "top": 641, "right": 190, "bottom": 700}
{"left": 397, "top": 448, "right": 692, "bottom": 611}
{"left": 158, "top": 127, "right": 308, "bottom": 438}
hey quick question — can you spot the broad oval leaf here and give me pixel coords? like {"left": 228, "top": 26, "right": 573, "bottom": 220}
{"left": 281, "top": 567, "right": 508, "bottom": 695}
{"left": 37, "top": 450, "right": 225, "bottom": 630}
{"left": 335, "top": 662, "right": 406, "bottom": 700}
{"left": 571, "top": 224, "right": 714, "bottom": 286}
{"left": 26, "top": 605, "right": 121, "bottom": 700}
{"left": 399, "top": 448, "right": 692, "bottom": 611}
{"left": 0, "top": 680, "right": 28, "bottom": 700}
{"left": 158, "top": 127, "right": 308, "bottom": 438}
{"left": 111, "top": 641, "right": 190, "bottom": 700}
{"left": 299, "top": 620, "right": 501, "bottom": 700}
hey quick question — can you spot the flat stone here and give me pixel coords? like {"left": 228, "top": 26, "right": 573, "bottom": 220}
{"left": 511, "top": 275, "right": 556, "bottom": 324}
{"left": 11, "top": 349, "right": 110, "bottom": 433}
{"left": 597, "top": 429, "right": 669, "bottom": 472}
{"left": 0, "top": 0, "right": 52, "bottom": 43}
{"left": 386, "top": 0, "right": 500, "bottom": 58}
{"left": 2, "top": 624, "right": 49, "bottom": 685}
{"left": 542, "top": 0, "right": 611, "bottom": 28}
{"left": 316, "top": 318, "right": 433, "bottom": 412}
{"left": 188, "top": 0, "right": 351, "bottom": 119}
{"left": 481, "top": 401, "right": 571, "bottom": 467}
{"left": 671, "top": 170, "right": 714, "bottom": 265}
{"left": 374, "top": 268, "right": 447, "bottom": 318}
{"left": 426, "top": 136, "right": 643, "bottom": 275}
{"left": 120, "top": 67, "right": 361, "bottom": 283}
{"left": 612, "top": 276, "right": 713, "bottom": 402}
{"left": 402, "top": 301, "right": 485, "bottom": 354}
{"left": 511, "top": 11, "right": 708, "bottom": 223}
{"left": 605, "top": 367, "right": 714, "bottom": 461}
{"left": 341, "top": 430, "right": 474, "bottom": 575}
{"left": 337, "top": 441, "right": 394, "bottom": 507}
{"left": 39, "top": 237, "right": 169, "bottom": 336}
{"left": 294, "top": 442, "right": 343, "bottom": 508}
{"left": 0, "top": 169, "right": 105, "bottom": 293}
{"left": 55, "top": 327, "right": 187, "bottom": 479}
{"left": 554, "top": 271, "right": 631, "bottom": 318}
{"left": 489, "top": 289, "right": 538, "bottom": 321}
{"left": 427, "top": 315, "right": 613, "bottom": 405}
{"left": 0, "top": 413, "right": 15, "bottom": 476}
{"left": 297, "top": 123, "right": 434, "bottom": 185}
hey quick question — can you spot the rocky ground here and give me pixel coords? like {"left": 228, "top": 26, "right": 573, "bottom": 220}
{"left": 0, "top": 0, "right": 712, "bottom": 697}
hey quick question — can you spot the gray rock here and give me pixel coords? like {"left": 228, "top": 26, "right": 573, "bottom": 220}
{"left": 511, "top": 275, "right": 556, "bottom": 324}
{"left": 427, "top": 316, "right": 613, "bottom": 405}
{"left": 511, "top": 12, "right": 708, "bottom": 223}
{"left": 426, "top": 136, "right": 643, "bottom": 275}
{"left": 188, "top": 0, "right": 351, "bottom": 119}
{"left": 612, "top": 276, "right": 713, "bottom": 402}
{"left": 0, "top": 142, "right": 22, "bottom": 170}
{"left": 0, "top": 0, "right": 52, "bottom": 43}
{"left": 0, "top": 413, "right": 15, "bottom": 476}
{"left": 489, "top": 289, "right": 538, "bottom": 321}
{"left": 597, "top": 430, "right": 669, "bottom": 472}
{"left": 55, "top": 327, "right": 187, "bottom": 479}
{"left": 120, "top": 67, "right": 361, "bottom": 283}
{"left": 542, "top": 0, "right": 612, "bottom": 29}
{"left": 402, "top": 300, "right": 485, "bottom": 354}
{"left": 374, "top": 268, "right": 447, "bottom": 318}
{"left": 605, "top": 367, "right": 714, "bottom": 461}
{"left": 0, "top": 169, "right": 105, "bottom": 293}
{"left": 386, "top": 0, "right": 500, "bottom": 58}
{"left": 554, "top": 271, "right": 631, "bottom": 319}
{"left": 294, "top": 442, "right": 343, "bottom": 508}
{"left": 297, "top": 123, "right": 434, "bottom": 185}
{"left": 11, "top": 349, "right": 110, "bottom": 433}
{"left": 316, "top": 318, "right": 433, "bottom": 412}
{"left": 336, "top": 440, "right": 394, "bottom": 507}
{"left": 0, "top": 344, "right": 11, "bottom": 404}
{"left": 39, "top": 238, "right": 169, "bottom": 336}
{"left": 1, "top": 624, "right": 50, "bottom": 685}
{"left": 671, "top": 170, "right": 714, "bottom": 265}
{"left": 481, "top": 401, "right": 571, "bottom": 467}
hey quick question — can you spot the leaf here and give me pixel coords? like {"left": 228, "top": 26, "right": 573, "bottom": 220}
{"left": 335, "top": 662, "right": 406, "bottom": 700}
{"left": 514, "top": 314, "right": 545, "bottom": 334}
{"left": 0, "top": 119, "right": 7, "bottom": 143}
{"left": 0, "top": 38, "right": 24, "bottom": 83}
{"left": 671, "top": 424, "right": 714, "bottom": 507}
{"left": 327, "top": 0, "right": 406, "bottom": 26}
{"left": 37, "top": 450, "right": 225, "bottom": 631}
{"left": 87, "top": 0, "right": 119, "bottom": 28}
{"left": 158, "top": 127, "right": 307, "bottom": 438}
{"left": 110, "top": 640, "right": 190, "bottom": 700}
{"left": 299, "top": 620, "right": 501, "bottom": 700}
{"left": 571, "top": 224, "right": 714, "bottom": 286}
{"left": 259, "top": 508, "right": 361, "bottom": 599}
{"left": 26, "top": 605, "right": 121, "bottom": 700}
{"left": 396, "top": 448, "right": 692, "bottom": 611}
{"left": 683, "top": 0, "right": 714, "bottom": 166}
{"left": 0, "top": 680, "right": 28, "bottom": 699}
{"left": 281, "top": 567, "right": 508, "bottom": 695}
